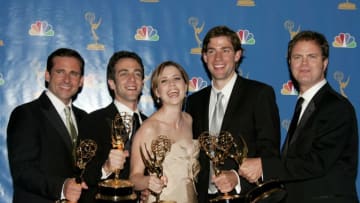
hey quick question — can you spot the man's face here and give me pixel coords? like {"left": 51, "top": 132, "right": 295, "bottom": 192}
{"left": 203, "top": 36, "right": 241, "bottom": 88}
{"left": 289, "top": 40, "right": 328, "bottom": 93}
{"left": 108, "top": 58, "right": 144, "bottom": 107}
{"left": 45, "top": 56, "right": 84, "bottom": 105}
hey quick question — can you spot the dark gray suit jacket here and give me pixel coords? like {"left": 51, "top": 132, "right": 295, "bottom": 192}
{"left": 186, "top": 75, "right": 281, "bottom": 202}
{"left": 263, "top": 83, "right": 359, "bottom": 203}
{"left": 7, "top": 91, "right": 87, "bottom": 203}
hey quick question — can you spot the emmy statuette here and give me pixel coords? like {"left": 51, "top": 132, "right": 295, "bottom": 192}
{"left": 56, "top": 139, "right": 97, "bottom": 203}
{"left": 198, "top": 131, "right": 244, "bottom": 203}
{"left": 230, "top": 135, "right": 287, "bottom": 203}
{"left": 140, "top": 135, "right": 175, "bottom": 203}
{"left": 96, "top": 113, "right": 137, "bottom": 202}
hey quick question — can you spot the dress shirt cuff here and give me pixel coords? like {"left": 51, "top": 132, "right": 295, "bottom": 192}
{"left": 101, "top": 167, "right": 112, "bottom": 179}
{"left": 231, "top": 169, "right": 241, "bottom": 193}
{"left": 61, "top": 182, "right": 65, "bottom": 199}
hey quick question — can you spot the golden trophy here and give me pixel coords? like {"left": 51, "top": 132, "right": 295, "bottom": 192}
{"left": 140, "top": 135, "right": 175, "bottom": 203}
{"left": 57, "top": 139, "right": 97, "bottom": 203}
{"left": 229, "top": 134, "right": 287, "bottom": 203}
{"left": 188, "top": 17, "right": 204, "bottom": 54}
{"left": 75, "top": 139, "right": 98, "bottom": 183}
{"left": 85, "top": 12, "right": 105, "bottom": 51}
{"left": 237, "top": 0, "right": 255, "bottom": 6}
{"left": 198, "top": 131, "right": 243, "bottom": 203}
{"left": 96, "top": 113, "right": 137, "bottom": 202}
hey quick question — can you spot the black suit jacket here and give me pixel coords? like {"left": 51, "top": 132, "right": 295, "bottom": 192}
{"left": 7, "top": 91, "right": 87, "bottom": 203}
{"left": 186, "top": 75, "right": 281, "bottom": 202}
{"left": 263, "top": 83, "right": 359, "bottom": 203}
{"left": 78, "top": 103, "right": 147, "bottom": 203}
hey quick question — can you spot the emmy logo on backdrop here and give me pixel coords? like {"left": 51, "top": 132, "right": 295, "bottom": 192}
{"left": 198, "top": 131, "right": 243, "bottom": 203}
{"left": 237, "top": 0, "right": 255, "bottom": 6}
{"left": 338, "top": 0, "right": 357, "bottom": 10}
{"left": 284, "top": 20, "right": 301, "bottom": 39}
{"left": 140, "top": 0, "right": 159, "bottom": 2}
{"left": 85, "top": 12, "right": 105, "bottom": 51}
{"left": 96, "top": 113, "right": 137, "bottom": 202}
{"left": 57, "top": 139, "right": 97, "bottom": 203}
{"left": 140, "top": 135, "right": 175, "bottom": 203}
{"left": 188, "top": 17, "right": 205, "bottom": 54}
{"left": 229, "top": 134, "right": 287, "bottom": 203}
{"left": 333, "top": 71, "right": 350, "bottom": 98}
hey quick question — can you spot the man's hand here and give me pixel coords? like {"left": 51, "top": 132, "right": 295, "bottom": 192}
{"left": 103, "top": 149, "right": 129, "bottom": 174}
{"left": 63, "top": 178, "right": 88, "bottom": 202}
{"left": 238, "top": 158, "right": 262, "bottom": 183}
{"left": 212, "top": 170, "right": 239, "bottom": 193}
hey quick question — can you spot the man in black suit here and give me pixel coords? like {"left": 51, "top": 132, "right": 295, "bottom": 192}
{"left": 7, "top": 48, "right": 88, "bottom": 203}
{"left": 78, "top": 51, "right": 147, "bottom": 203}
{"left": 239, "top": 31, "right": 359, "bottom": 203}
{"left": 186, "top": 25, "right": 281, "bottom": 202}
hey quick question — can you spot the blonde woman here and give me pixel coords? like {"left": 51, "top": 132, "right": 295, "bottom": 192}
{"left": 130, "top": 61, "right": 199, "bottom": 203}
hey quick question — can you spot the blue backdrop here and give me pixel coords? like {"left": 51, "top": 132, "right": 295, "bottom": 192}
{"left": 1, "top": 0, "right": 359, "bottom": 202}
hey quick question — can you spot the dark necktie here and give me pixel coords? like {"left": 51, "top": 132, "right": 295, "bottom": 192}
{"left": 132, "top": 113, "right": 140, "bottom": 137}
{"left": 287, "top": 97, "right": 304, "bottom": 142}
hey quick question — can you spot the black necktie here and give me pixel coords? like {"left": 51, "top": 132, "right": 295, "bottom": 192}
{"left": 132, "top": 113, "right": 140, "bottom": 137}
{"left": 287, "top": 97, "right": 304, "bottom": 142}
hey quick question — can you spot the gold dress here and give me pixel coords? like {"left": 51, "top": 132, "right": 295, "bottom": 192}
{"left": 147, "top": 139, "right": 200, "bottom": 203}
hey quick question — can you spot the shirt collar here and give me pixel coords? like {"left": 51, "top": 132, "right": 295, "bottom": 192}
{"left": 211, "top": 73, "right": 237, "bottom": 101}
{"left": 113, "top": 100, "right": 139, "bottom": 115}
{"left": 46, "top": 90, "right": 71, "bottom": 113}
{"left": 299, "top": 79, "right": 327, "bottom": 103}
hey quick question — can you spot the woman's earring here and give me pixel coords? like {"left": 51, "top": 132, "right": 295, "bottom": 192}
{"left": 156, "top": 97, "right": 160, "bottom": 104}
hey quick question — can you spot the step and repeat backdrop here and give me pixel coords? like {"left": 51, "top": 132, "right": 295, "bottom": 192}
{"left": 0, "top": 0, "right": 359, "bottom": 201}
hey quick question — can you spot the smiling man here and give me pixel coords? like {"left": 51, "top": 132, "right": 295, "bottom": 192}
{"left": 77, "top": 51, "right": 148, "bottom": 203}
{"left": 7, "top": 48, "right": 88, "bottom": 203}
{"left": 186, "top": 25, "right": 281, "bottom": 202}
{"left": 239, "top": 30, "right": 359, "bottom": 203}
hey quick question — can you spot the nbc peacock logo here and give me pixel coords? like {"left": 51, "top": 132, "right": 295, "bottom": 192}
{"left": 188, "top": 77, "right": 208, "bottom": 93}
{"left": 281, "top": 80, "right": 298, "bottom": 95}
{"left": 237, "top": 29, "right": 256, "bottom": 45}
{"left": 28, "top": 20, "right": 54, "bottom": 36}
{"left": 332, "top": 33, "right": 357, "bottom": 48}
{"left": 134, "top": 25, "right": 159, "bottom": 41}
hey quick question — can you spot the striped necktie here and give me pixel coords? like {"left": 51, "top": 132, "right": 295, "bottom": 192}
{"left": 64, "top": 106, "right": 77, "bottom": 146}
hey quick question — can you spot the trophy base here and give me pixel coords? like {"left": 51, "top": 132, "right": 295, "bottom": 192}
{"left": 246, "top": 179, "right": 287, "bottom": 203}
{"left": 96, "top": 179, "right": 137, "bottom": 202}
{"left": 210, "top": 194, "right": 245, "bottom": 203}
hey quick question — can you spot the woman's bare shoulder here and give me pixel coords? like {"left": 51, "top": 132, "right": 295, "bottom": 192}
{"left": 182, "top": 111, "right": 193, "bottom": 124}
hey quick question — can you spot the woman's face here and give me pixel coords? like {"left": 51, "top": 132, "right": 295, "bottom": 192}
{"left": 155, "top": 65, "right": 188, "bottom": 106}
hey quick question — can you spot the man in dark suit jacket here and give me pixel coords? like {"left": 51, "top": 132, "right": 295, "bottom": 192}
{"left": 186, "top": 26, "right": 281, "bottom": 202}
{"left": 7, "top": 48, "right": 88, "bottom": 203}
{"left": 78, "top": 51, "right": 147, "bottom": 203}
{"left": 239, "top": 31, "right": 359, "bottom": 203}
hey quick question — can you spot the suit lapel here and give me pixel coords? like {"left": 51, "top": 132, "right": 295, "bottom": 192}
{"left": 285, "top": 83, "right": 330, "bottom": 149}
{"left": 39, "top": 93, "right": 73, "bottom": 153}
{"left": 104, "top": 103, "right": 120, "bottom": 130}
{"left": 221, "top": 76, "right": 242, "bottom": 131}
{"left": 196, "top": 86, "right": 211, "bottom": 132}
{"left": 289, "top": 101, "right": 316, "bottom": 145}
